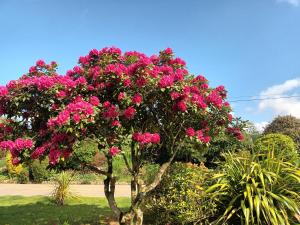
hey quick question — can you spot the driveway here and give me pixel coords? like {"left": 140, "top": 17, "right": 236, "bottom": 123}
{"left": 0, "top": 184, "right": 131, "bottom": 197}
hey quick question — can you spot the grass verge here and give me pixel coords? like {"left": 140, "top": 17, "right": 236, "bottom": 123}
{"left": 0, "top": 196, "right": 130, "bottom": 225}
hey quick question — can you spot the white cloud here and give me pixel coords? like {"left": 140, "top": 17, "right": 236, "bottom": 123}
{"left": 254, "top": 121, "right": 269, "bottom": 133}
{"left": 258, "top": 78, "right": 300, "bottom": 117}
{"left": 277, "top": 0, "right": 300, "bottom": 6}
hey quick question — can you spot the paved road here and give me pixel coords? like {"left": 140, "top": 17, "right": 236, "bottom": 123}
{"left": 0, "top": 184, "right": 131, "bottom": 197}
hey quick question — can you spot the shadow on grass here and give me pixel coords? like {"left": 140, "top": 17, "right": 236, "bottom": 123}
{"left": 0, "top": 196, "right": 129, "bottom": 225}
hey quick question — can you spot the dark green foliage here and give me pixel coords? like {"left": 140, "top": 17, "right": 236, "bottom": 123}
{"left": 67, "top": 138, "right": 99, "bottom": 169}
{"left": 255, "top": 133, "right": 298, "bottom": 163}
{"left": 145, "top": 162, "right": 217, "bottom": 224}
{"left": 31, "top": 159, "right": 52, "bottom": 183}
{"left": 264, "top": 115, "right": 300, "bottom": 152}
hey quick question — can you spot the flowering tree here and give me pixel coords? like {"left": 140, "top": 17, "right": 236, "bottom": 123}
{"left": 0, "top": 47, "right": 242, "bottom": 224}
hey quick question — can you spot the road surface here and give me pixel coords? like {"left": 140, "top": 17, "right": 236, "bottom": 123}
{"left": 0, "top": 184, "right": 131, "bottom": 197}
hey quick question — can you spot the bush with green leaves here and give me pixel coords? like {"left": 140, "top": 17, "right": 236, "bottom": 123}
{"left": 255, "top": 133, "right": 298, "bottom": 164}
{"left": 31, "top": 159, "right": 52, "bottom": 182}
{"left": 207, "top": 151, "right": 300, "bottom": 225}
{"left": 145, "top": 162, "right": 217, "bottom": 225}
{"left": 264, "top": 115, "right": 300, "bottom": 152}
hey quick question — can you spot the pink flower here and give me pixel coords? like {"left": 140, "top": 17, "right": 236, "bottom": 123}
{"left": 196, "top": 130, "right": 203, "bottom": 140}
{"left": 31, "top": 146, "right": 46, "bottom": 159}
{"left": 36, "top": 59, "right": 45, "bottom": 67}
{"left": 103, "top": 101, "right": 111, "bottom": 108}
{"left": 228, "top": 114, "right": 233, "bottom": 122}
{"left": 124, "top": 106, "right": 136, "bottom": 120}
{"left": 72, "top": 114, "right": 81, "bottom": 123}
{"left": 12, "top": 158, "right": 20, "bottom": 165}
{"left": 0, "top": 140, "right": 15, "bottom": 151}
{"left": 227, "top": 127, "right": 244, "bottom": 141}
{"left": 103, "top": 105, "right": 119, "bottom": 119}
{"left": 56, "top": 90, "right": 67, "bottom": 98}
{"left": 109, "top": 146, "right": 120, "bottom": 156}
{"left": 89, "top": 96, "right": 100, "bottom": 106}
{"left": 0, "top": 86, "right": 8, "bottom": 97}
{"left": 89, "top": 49, "right": 99, "bottom": 57}
{"left": 132, "top": 93, "right": 143, "bottom": 105}
{"left": 49, "top": 149, "right": 61, "bottom": 165}
{"left": 170, "top": 92, "right": 180, "bottom": 100}
{"left": 123, "top": 79, "right": 131, "bottom": 87}
{"left": 76, "top": 76, "right": 87, "bottom": 85}
{"left": 29, "top": 66, "right": 37, "bottom": 73}
{"left": 136, "top": 77, "right": 147, "bottom": 87}
{"left": 163, "top": 48, "right": 173, "bottom": 55}
{"left": 159, "top": 75, "right": 174, "bottom": 88}
{"left": 15, "top": 138, "right": 33, "bottom": 151}
{"left": 118, "top": 92, "right": 126, "bottom": 101}
{"left": 177, "top": 101, "right": 187, "bottom": 112}
{"left": 151, "top": 133, "right": 160, "bottom": 144}
{"left": 202, "top": 136, "right": 211, "bottom": 143}
{"left": 132, "top": 132, "right": 160, "bottom": 144}
{"left": 186, "top": 127, "right": 195, "bottom": 137}
{"left": 111, "top": 120, "right": 121, "bottom": 127}
{"left": 79, "top": 56, "right": 90, "bottom": 66}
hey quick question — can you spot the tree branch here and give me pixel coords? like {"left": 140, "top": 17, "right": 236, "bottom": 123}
{"left": 83, "top": 164, "right": 110, "bottom": 177}
{"left": 141, "top": 147, "right": 179, "bottom": 194}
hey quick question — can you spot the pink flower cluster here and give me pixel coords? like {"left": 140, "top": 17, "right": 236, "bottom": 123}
{"left": 31, "top": 146, "right": 47, "bottom": 159}
{"left": 78, "top": 47, "right": 122, "bottom": 67}
{"left": 104, "top": 63, "right": 128, "bottom": 76}
{"left": 132, "top": 132, "right": 160, "bottom": 145}
{"left": 48, "top": 99, "right": 95, "bottom": 127}
{"left": 28, "top": 60, "right": 57, "bottom": 75}
{"left": 159, "top": 75, "right": 174, "bottom": 88}
{"left": 37, "top": 133, "right": 74, "bottom": 164}
{"left": 109, "top": 146, "right": 120, "bottom": 156}
{"left": 0, "top": 138, "right": 33, "bottom": 162}
{"left": 185, "top": 127, "right": 211, "bottom": 143}
{"left": 123, "top": 106, "right": 136, "bottom": 120}
{"left": 7, "top": 75, "right": 77, "bottom": 91}
{"left": 0, "top": 139, "right": 33, "bottom": 152}
{"left": 206, "top": 90, "right": 223, "bottom": 109}
{"left": 0, "top": 86, "right": 8, "bottom": 97}
{"left": 132, "top": 93, "right": 143, "bottom": 105}
{"left": 102, "top": 103, "right": 119, "bottom": 119}
{"left": 226, "top": 127, "right": 244, "bottom": 141}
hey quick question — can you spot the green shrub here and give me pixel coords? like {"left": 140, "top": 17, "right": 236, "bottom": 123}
{"left": 140, "top": 163, "right": 160, "bottom": 185}
{"left": 52, "top": 171, "right": 76, "bottom": 205}
{"left": 16, "top": 167, "right": 29, "bottom": 184}
{"left": 263, "top": 115, "right": 300, "bottom": 152}
{"left": 31, "top": 159, "right": 52, "bottom": 183}
{"left": 145, "top": 162, "right": 217, "bottom": 225}
{"left": 207, "top": 151, "right": 300, "bottom": 225}
{"left": 76, "top": 172, "right": 99, "bottom": 184}
{"left": 255, "top": 133, "right": 298, "bottom": 163}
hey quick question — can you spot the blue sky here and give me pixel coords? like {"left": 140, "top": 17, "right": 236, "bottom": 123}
{"left": 1, "top": 0, "right": 300, "bottom": 130}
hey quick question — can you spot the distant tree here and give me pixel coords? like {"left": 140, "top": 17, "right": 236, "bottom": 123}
{"left": 263, "top": 115, "right": 300, "bottom": 153}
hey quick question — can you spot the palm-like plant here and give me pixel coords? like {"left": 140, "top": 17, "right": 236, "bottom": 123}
{"left": 52, "top": 171, "right": 76, "bottom": 205}
{"left": 207, "top": 151, "right": 300, "bottom": 225}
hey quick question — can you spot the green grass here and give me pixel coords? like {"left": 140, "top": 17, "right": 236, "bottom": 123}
{"left": 0, "top": 196, "right": 130, "bottom": 225}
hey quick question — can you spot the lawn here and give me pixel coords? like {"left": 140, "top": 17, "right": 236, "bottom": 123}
{"left": 0, "top": 196, "right": 130, "bottom": 225}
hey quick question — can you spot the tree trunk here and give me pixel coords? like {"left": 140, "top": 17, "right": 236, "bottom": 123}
{"left": 119, "top": 208, "right": 143, "bottom": 225}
